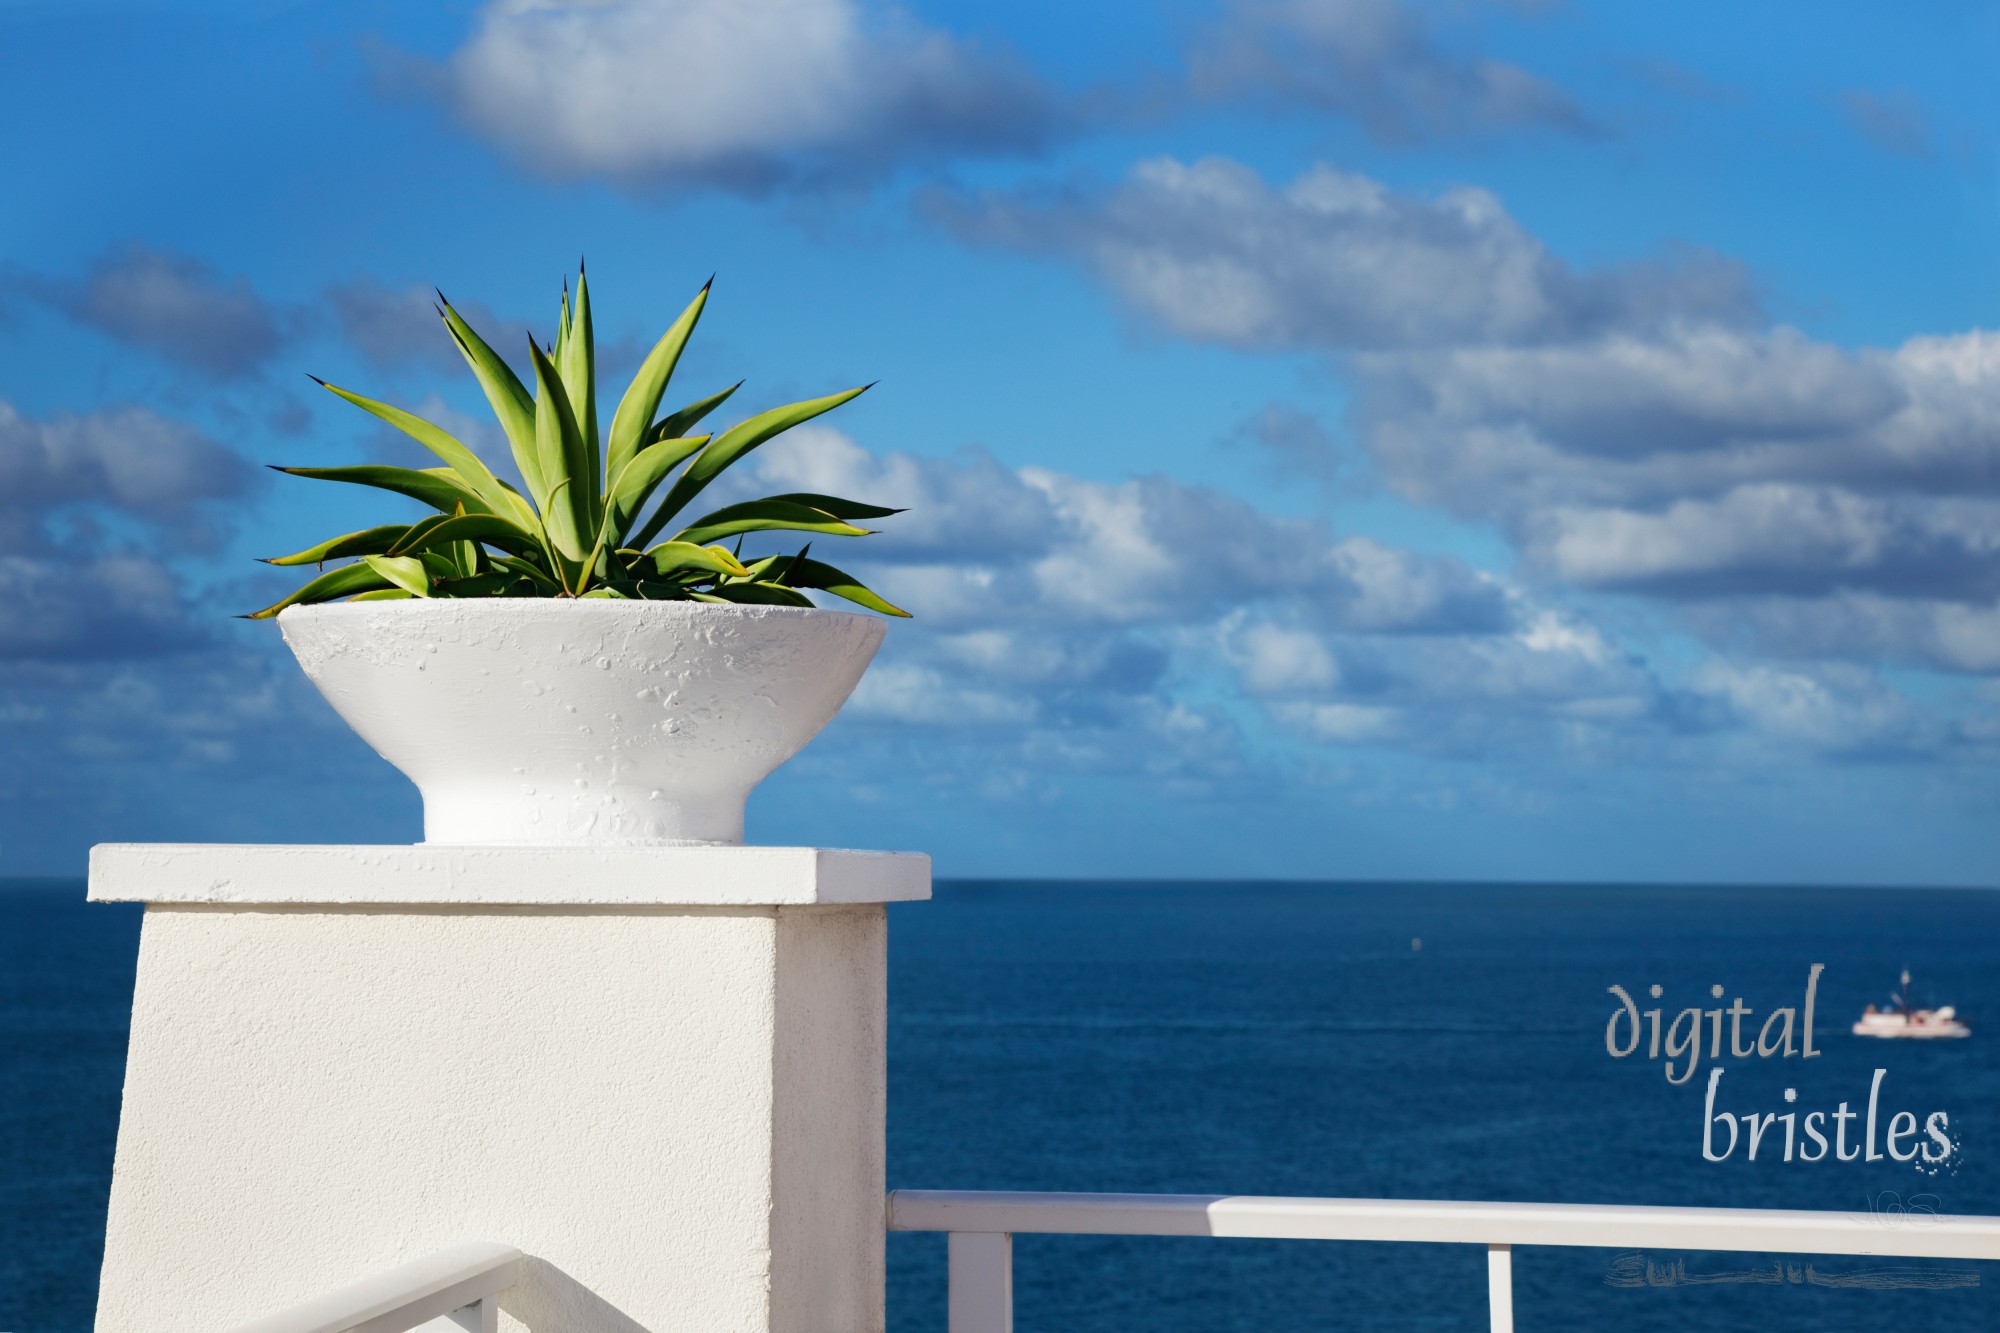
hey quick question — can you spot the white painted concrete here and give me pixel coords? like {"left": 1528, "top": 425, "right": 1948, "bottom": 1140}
{"left": 95, "top": 846, "right": 925, "bottom": 1333}
{"left": 278, "top": 601, "right": 885, "bottom": 847}
{"left": 88, "top": 844, "right": 930, "bottom": 907}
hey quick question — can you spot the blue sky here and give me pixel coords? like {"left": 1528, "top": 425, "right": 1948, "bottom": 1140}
{"left": 2, "top": 0, "right": 1996, "bottom": 882}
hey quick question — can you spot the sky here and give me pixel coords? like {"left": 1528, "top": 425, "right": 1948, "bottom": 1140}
{"left": 1, "top": 0, "right": 1996, "bottom": 883}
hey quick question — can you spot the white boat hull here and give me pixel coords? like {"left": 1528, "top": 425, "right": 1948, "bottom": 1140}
{"left": 1852, "top": 1017, "right": 1970, "bottom": 1039}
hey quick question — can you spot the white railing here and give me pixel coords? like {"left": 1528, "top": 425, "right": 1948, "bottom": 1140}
{"left": 227, "top": 1242, "right": 522, "bottom": 1333}
{"left": 886, "top": 1190, "right": 2000, "bottom": 1333}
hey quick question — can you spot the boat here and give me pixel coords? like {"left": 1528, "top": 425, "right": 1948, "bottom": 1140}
{"left": 1852, "top": 969, "right": 1969, "bottom": 1039}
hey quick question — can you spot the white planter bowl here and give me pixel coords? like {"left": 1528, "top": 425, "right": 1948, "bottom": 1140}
{"left": 277, "top": 599, "right": 886, "bottom": 846}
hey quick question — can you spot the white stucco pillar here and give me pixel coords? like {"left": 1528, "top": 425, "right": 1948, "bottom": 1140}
{"left": 87, "top": 842, "right": 929, "bottom": 1333}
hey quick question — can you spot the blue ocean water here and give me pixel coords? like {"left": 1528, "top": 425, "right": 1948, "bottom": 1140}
{"left": 6, "top": 878, "right": 1999, "bottom": 1331}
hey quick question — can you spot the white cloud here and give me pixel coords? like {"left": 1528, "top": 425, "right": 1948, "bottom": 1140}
{"left": 1224, "top": 616, "right": 1341, "bottom": 695}
{"left": 39, "top": 243, "right": 291, "bottom": 377}
{"left": 745, "top": 427, "right": 1513, "bottom": 635}
{"left": 1688, "top": 661, "right": 1938, "bottom": 756}
{"left": 0, "top": 399, "right": 256, "bottom": 555}
{"left": 847, "top": 660, "right": 1037, "bottom": 726}
{"left": 1531, "top": 487, "right": 2000, "bottom": 595}
{"left": 931, "top": 156, "right": 1755, "bottom": 351}
{"left": 936, "top": 152, "right": 2000, "bottom": 685}
{"left": 0, "top": 399, "right": 260, "bottom": 661}
{"left": 1190, "top": 0, "right": 1589, "bottom": 144}
{"left": 0, "top": 555, "right": 208, "bottom": 661}
{"left": 1356, "top": 329, "right": 2000, "bottom": 630}
{"left": 1685, "top": 593, "right": 2000, "bottom": 676}
{"left": 738, "top": 429, "right": 1717, "bottom": 765}
{"left": 1357, "top": 329, "right": 2000, "bottom": 514}
{"left": 437, "top": 0, "right": 1060, "bottom": 189}
{"left": 1273, "top": 700, "right": 1401, "bottom": 743}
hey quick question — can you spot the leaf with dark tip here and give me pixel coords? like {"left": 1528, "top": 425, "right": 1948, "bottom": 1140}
{"left": 559, "top": 264, "right": 599, "bottom": 508}
{"left": 602, "top": 434, "right": 709, "bottom": 547}
{"left": 763, "top": 493, "right": 906, "bottom": 520}
{"left": 263, "top": 525, "right": 415, "bottom": 567}
{"left": 274, "top": 465, "right": 491, "bottom": 516}
{"left": 631, "top": 384, "right": 869, "bottom": 547}
{"left": 647, "top": 380, "right": 741, "bottom": 446}
{"left": 489, "top": 554, "right": 563, "bottom": 591}
{"left": 607, "top": 281, "right": 709, "bottom": 486}
{"left": 669, "top": 499, "right": 870, "bottom": 547}
{"left": 767, "top": 542, "right": 811, "bottom": 587}
{"left": 438, "top": 297, "right": 541, "bottom": 501}
{"left": 732, "top": 554, "right": 781, "bottom": 583}
{"left": 695, "top": 581, "right": 816, "bottom": 608}
{"left": 244, "top": 561, "right": 393, "bottom": 619}
{"left": 525, "top": 339, "right": 596, "bottom": 562}
{"left": 398, "top": 513, "right": 457, "bottom": 552}
{"left": 386, "top": 512, "right": 537, "bottom": 559}
{"left": 644, "top": 541, "right": 750, "bottom": 580}
{"left": 781, "top": 556, "right": 910, "bottom": 617}
{"left": 312, "top": 378, "right": 531, "bottom": 524}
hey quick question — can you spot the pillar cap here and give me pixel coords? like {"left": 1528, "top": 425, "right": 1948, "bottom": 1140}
{"left": 88, "top": 843, "right": 931, "bottom": 907}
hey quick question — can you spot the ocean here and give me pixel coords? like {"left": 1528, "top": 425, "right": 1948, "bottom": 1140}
{"left": 5, "top": 878, "right": 1998, "bottom": 1331}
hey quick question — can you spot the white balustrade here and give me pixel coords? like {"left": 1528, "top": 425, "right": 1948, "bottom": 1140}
{"left": 887, "top": 1190, "right": 2000, "bottom": 1333}
{"left": 226, "top": 1242, "right": 521, "bottom": 1333}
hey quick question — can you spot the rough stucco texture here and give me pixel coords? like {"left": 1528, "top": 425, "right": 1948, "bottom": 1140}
{"left": 277, "top": 599, "right": 887, "bottom": 846}
{"left": 93, "top": 902, "right": 888, "bottom": 1333}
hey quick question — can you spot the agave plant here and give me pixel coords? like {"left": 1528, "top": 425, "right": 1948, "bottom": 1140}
{"left": 248, "top": 265, "right": 907, "bottom": 619}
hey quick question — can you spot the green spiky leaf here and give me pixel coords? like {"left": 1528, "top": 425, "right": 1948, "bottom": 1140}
{"left": 763, "top": 492, "right": 906, "bottom": 521}
{"left": 602, "top": 434, "right": 710, "bottom": 547}
{"left": 647, "top": 381, "right": 741, "bottom": 447}
{"left": 312, "top": 379, "right": 531, "bottom": 525}
{"left": 263, "top": 525, "right": 417, "bottom": 568}
{"left": 694, "top": 582, "right": 816, "bottom": 608}
{"left": 525, "top": 338, "right": 596, "bottom": 565}
{"left": 362, "top": 555, "right": 434, "bottom": 597}
{"left": 670, "top": 499, "right": 870, "bottom": 547}
{"left": 438, "top": 298, "right": 541, "bottom": 501}
{"left": 644, "top": 541, "right": 751, "bottom": 580}
{"left": 608, "top": 280, "right": 709, "bottom": 486}
{"left": 385, "top": 512, "right": 538, "bottom": 559}
{"left": 273, "top": 465, "right": 491, "bottom": 516}
{"left": 779, "top": 556, "right": 910, "bottom": 617}
{"left": 490, "top": 554, "right": 563, "bottom": 591}
{"left": 558, "top": 265, "right": 599, "bottom": 510}
{"left": 245, "top": 561, "right": 394, "bottom": 619}
{"left": 632, "top": 384, "right": 871, "bottom": 548}
{"left": 259, "top": 274, "right": 908, "bottom": 617}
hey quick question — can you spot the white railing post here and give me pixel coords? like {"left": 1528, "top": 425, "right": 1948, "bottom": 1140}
{"left": 948, "top": 1232, "right": 1013, "bottom": 1333}
{"left": 445, "top": 1295, "right": 498, "bottom": 1333}
{"left": 1486, "top": 1244, "right": 1513, "bottom": 1333}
